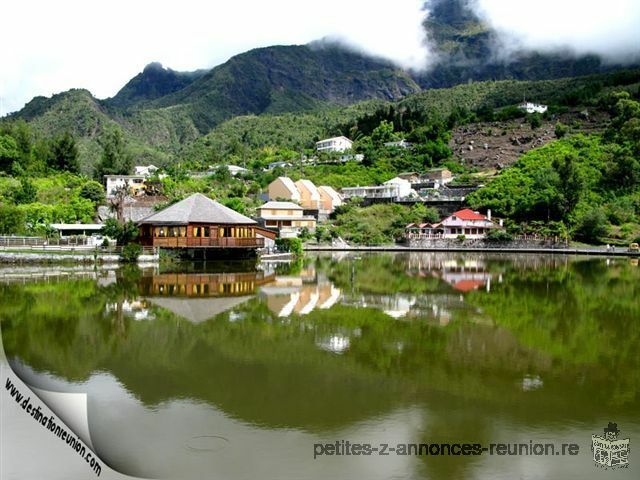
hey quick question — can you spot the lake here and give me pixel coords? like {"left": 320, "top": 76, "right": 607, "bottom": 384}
{"left": 1, "top": 252, "right": 638, "bottom": 479}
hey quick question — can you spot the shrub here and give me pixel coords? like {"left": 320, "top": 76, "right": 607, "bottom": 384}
{"left": 555, "top": 122, "right": 569, "bottom": 139}
{"left": 275, "top": 237, "right": 303, "bottom": 256}
{"left": 79, "top": 181, "right": 106, "bottom": 204}
{"left": 121, "top": 243, "right": 142, "bottom": 263}
{"left": 485, "top": 229, "right": 514, "bottom": 242}
{"left": 528, "top": 113, "right": 542, "bottom": 130}
{"left": 573, "top": 209, "right": 609, "bottom": 243}
{"left": 457, "top": 234, "right": 466, "bottom": 242}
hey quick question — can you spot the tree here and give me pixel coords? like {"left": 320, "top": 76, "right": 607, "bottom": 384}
{"left": 101, "top": 218, "right": 138, "bottom": 245}
{"left": 108, "top": 185, "right": 129, "bottom": 222}
{"left": 0, "top": 204, "right": 25, "bottom": 234}
{"left": 13, "top": 178, "right": 38, "bottom": 205}
{"left": 371, "top": 120, "right": 397, "bottom": 146}
{"left": 0, "top": 134, "right": 20, "bottom": 172}
{"left": 573, "top": 209, "right": 608, "bottom": 243}
{"left": 552, "top": 154, "right": 584, "bottom": 219}
{"left": 554, "top": 122, "right": 569, "bottom": 139}
{"left": 79, "top": 181, "right": 106, "bottom": 204}
{"left": 49, "top": 131, "right": 79, "bottom": 172}
{"left": 94, "top": 129, "right": 133, "bottom": 180}
{"left": 528, "top": 113, "right": 542, "bottom": 129}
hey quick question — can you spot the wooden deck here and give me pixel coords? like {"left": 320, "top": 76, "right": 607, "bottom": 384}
{"left": 139, "top": 237, "right": 264, "bottom": 249}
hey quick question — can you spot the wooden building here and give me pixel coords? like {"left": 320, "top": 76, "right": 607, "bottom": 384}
{"left": 137, "top": 193, "right": 263, "bottom": 249}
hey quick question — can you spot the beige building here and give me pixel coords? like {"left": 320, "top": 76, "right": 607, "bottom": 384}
{"left": 257, "top": 201, "right": 316, "bottom": 238}
{"left": 268, "top": 177, "right": 300, "bottom": 203}
{"left": 317, "top": 186, "right": 342, "bottom": 213}
{"left": 294, "top": 179, "right": 321, "bottom": 210}
{"left": 267, "top": 177, "right": 342, "bottom": 216}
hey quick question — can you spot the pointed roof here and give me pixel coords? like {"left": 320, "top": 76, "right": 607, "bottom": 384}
{"left": 138, "top": 193, "right": 256, "bottom": 225}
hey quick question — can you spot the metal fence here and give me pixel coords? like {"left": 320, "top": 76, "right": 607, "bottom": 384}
{"left": 0, "top": 236, "right": 94, "bottom": 247}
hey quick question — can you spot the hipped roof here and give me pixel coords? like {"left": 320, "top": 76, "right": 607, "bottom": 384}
{"left": 138, "top": 193, "right": 256, "bottom": 225}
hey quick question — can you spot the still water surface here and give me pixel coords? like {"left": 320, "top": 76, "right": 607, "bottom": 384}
{"left": 1, "top": 253, "right": 638, "bottom": 479}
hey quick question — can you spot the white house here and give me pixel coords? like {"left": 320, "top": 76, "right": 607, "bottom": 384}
{"left": 519, "top": 102, "right": 548, "bottom": 114}
{"left": 105, "top": 175, "right": 147, "bottom": 198}
{"left": 438, "top": 209, "right": 497, "bottom": 239}
{"left": 133, "top": 164, "right": 159, "bottom": 176}
{"left": 212, "top": 164, "right": 249, "bottom": 176}
{"left": 384, "top": 139, "right": 412, "bottom": 149}
{"left": 342, "top": 177, "right": 414, "bottom": 201}
{"left": 316, "top": 136, "right": 353, "bottom": 153}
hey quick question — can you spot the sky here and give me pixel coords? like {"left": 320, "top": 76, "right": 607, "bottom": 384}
{"left": 1, "top": 0, "right": 639, "bottom": 115}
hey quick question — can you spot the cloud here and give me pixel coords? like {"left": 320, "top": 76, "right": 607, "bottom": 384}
{"left": 2, "top": 0, "right": 638, "bottom": 115}
{"left": 0, "top": 0, "right": 428, "bottom": 114}
{"left": 472, "top": 0, "right": 640, "bottom": 62}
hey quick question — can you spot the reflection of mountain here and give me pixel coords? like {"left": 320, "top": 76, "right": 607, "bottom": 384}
{"left": 1, "top": 254, "right": 639, "bottom": 440}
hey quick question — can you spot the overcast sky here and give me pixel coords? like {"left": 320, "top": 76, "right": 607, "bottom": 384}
{"left": 1, "top": 0, "right": 639, "bottom": 115}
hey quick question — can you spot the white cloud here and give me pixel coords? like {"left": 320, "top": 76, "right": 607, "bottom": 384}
{"left": 473, "top": 0, "right": 640, "bottom": 61}
{"left": 1, "top": 0, "right": 638, "bottom": 116}
{"left": 0, "top": 0, "right": 428, "bottom": 114}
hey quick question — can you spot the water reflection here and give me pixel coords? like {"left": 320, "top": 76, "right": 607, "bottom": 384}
{"left": 0, "top": 253, "right": 639, "bottom": 479}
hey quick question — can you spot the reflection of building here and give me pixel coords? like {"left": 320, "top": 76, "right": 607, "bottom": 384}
{"left": 139, "top": 271, "right": 276, "bottom": 323}
{"left": 106, "top": 299, "right": 154, "bottom": 321}
{"left": 260, "top": 270, "right": 341, "bottom": 317}
{"left": 405, "top": 254, "right": 493, "bottom": 294}
{"left": 139, "top": 271, "right": 275, "bottom": 297}
{"left": 146, "top": 296, "right": 255, "bottom": 323}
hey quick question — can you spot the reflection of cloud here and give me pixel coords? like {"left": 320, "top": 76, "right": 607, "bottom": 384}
{"left": 316, "top": 335, "right": 350, "bottom": 354}
{"left": 522, "top": 375, "right": 544, "bottom": 392}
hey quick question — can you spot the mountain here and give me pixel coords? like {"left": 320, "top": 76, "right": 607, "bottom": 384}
{"left": 106, "top": 62, "right": 207, "bottom": 109}
{"left": 416, "top": 0, "right": 618, "bottom": 88}
{"left": 149, "top": 42, "right": 421, "bottom": 132}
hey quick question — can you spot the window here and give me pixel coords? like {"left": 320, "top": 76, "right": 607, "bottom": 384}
{"left": 193, "top": 227, "right": 210, "bottom": 237}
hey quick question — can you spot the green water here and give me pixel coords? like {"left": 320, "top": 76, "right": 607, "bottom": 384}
{"left": 1, "top": 253, "right": 638, "bottom": 479}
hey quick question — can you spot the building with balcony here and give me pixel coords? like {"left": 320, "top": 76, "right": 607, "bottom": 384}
{"left": 256, "top": 201, "right": 316, "bottom": 238}
{"left": 341, "top": 177, "right": 415, "bottom": 202}
{"left": 315, "top": 136, "right": 353, "bottom": 153}
{"left": 137, "top": 193, "right": 263, "bottom": 250}
{"left": 105, "top": 175, "right": 147, "bottom": 198}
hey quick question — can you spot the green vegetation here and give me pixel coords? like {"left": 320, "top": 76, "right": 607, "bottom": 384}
{"left": 1, "top": 60, "right": 639, "bottom": 245}
{"left": 328, "top": 202, "right": 439, "bottom": 245}
{"left": 121, "top": 243, "right": 143, "bottom": 262}
{"left": 468, "top": 92, "right": 640, "bottom": 244}
{"left": 275, "top": 237, "right": 303, "bottom": 256}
